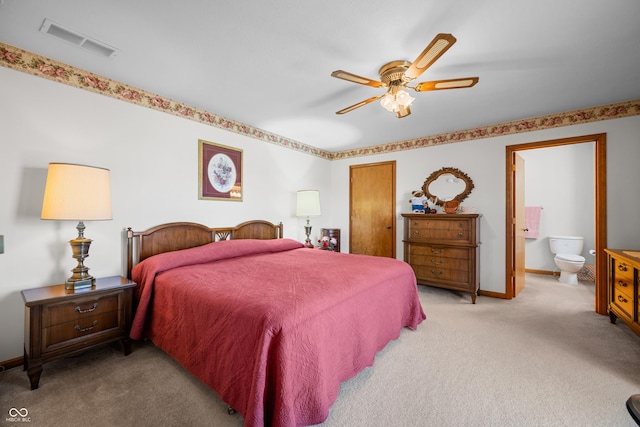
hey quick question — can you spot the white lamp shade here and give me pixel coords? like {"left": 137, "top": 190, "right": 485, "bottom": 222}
{"left": 296, "top": 190, "right": 321, "bottom": 217}
{"left": 41, "top": 163, "right": 112, "bottom": 220}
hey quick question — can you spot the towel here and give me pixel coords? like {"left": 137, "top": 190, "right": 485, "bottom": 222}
{"left": 524, "top": 206, "right": 542, "bottom": 239}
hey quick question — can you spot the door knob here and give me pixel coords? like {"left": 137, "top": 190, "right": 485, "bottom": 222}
{"left": 385, "top": 225, "right": 391, "bottom": 229}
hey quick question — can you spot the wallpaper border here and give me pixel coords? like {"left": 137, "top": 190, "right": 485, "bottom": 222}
{"left": 2, "top": 41, "right": 639, "bottom": 160}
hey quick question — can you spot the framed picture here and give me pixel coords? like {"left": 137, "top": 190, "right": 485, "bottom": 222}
{"left": 198, "top": 139, "right": 243, "bottom": 201}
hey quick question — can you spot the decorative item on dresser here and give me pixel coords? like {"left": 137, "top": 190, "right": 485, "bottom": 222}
{"left": 605, "top": 249, "right": 640, "bottom": 337}
{"left": 22, "top": 276, "right": 136, "bottom": 390}
{"left": 402, "top": 213, "right": 481, "bottom": 303}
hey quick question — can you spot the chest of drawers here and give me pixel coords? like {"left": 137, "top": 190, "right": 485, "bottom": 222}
{"left": 22, "top": 276, "right": 136, "bottom": 389}
{"left": 402, "top": 213, "right": 480, "bottom": 303}
{"left": 605, "top": 249, "right": 640, "bottom": 337}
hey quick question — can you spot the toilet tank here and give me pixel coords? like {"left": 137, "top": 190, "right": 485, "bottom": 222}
{"left": 549, "top": 235, "right": 584, "bottom": 255}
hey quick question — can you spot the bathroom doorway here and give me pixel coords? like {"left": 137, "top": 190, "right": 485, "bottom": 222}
{"left": 505, "top": 133, "right": 607, "bottom": 314}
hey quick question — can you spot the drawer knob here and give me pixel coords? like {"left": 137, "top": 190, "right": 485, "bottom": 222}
{"left": 431, "top": 259, "right": 445, "bottom": 265}
{"left": 75, "top": 303, "right": 98, "bottom": 313}
{"left": 617, "top": 295, "right": 628, "bottom": 304}
{"left": 618, "top": 280, "right": 628, "bottom": 288}
{"left": 431, "top": 248, "right": 444, "bottom": 254}
{"left": 618, "top": 264, "right": 628, "bottom": 272}
{"left": 74, "top": 320, "right": 98, "bottom": 333}
{"left": 457, "top": 232, "right": 463, "bottom": 238}
{"left": 430, "top": 269, "right": 444, "bottom": 276}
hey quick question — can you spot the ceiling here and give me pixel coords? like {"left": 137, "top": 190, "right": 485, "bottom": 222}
{"left": 1, "top": 0, "right": 639, "bottom": 153}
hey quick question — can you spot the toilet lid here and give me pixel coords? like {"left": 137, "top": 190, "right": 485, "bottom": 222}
{"left": 556, "top": 254, "right": 585, "bottom": 262}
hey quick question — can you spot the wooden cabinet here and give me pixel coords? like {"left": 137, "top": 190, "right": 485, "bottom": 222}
{"left": 605, "top": 249, "right": 640, "bottom": 337}
{"left": 22, "top": 276, "right": 136, "bottom": 389}
{"left": 402, "top": 214, "right": 480, "bottom": 303}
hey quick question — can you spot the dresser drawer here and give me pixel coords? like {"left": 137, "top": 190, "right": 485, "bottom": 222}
{"left": 611, "top": 282, "right": 634, "bottom": 319}
{"left": 613, "top": 259, "right": 634, "bottom": 283}
{"left": 407, "top": 244, "right": 469, "bottom": 260}
{"left": 43, "top": 293, "right": 120, "bottom": 327}
{"left": 43, "top": 310, "right": 122, "bottom": 351}
{"left": 412, "top": 265, "right": 469, "bottom": 285}
{"left": 407, "top": 218, "right": 473, "bottom": 243}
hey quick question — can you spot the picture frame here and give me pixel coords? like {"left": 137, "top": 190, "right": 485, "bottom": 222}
{"left": 198, "top": 139, "right": 243, "bottom": 201}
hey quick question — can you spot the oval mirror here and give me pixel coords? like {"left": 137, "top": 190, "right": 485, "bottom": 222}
{"left": 422, "top": 167, "right": 474, "bottom": 206}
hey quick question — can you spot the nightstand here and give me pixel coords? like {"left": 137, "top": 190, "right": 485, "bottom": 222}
{"left": 22, "top": 276, "right": 136, "bottom": 390}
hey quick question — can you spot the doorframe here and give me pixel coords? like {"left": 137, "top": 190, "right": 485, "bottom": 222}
{"left": 505, "top": 133, "right": 607, "bottom": 314}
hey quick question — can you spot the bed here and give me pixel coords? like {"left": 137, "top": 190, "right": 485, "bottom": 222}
{"left": 126, "top": 220, "right": 425, "bottom": 427}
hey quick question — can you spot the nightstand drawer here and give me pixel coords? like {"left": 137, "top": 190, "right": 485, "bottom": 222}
{"left": 43, "top": 310, "right": 122, "bottom": 350}
{"left": 44, "top": 293, "right": 120, "bottom": 327}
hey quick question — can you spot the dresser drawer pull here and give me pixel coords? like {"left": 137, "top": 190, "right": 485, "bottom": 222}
{"left": 617, "top": 263, "right": 628, "bottom": 272}
{"left": 617, "top": 295, "right": 628, "bottom": 304}
{"left": 430, "top": 269, "right": 444, "bottom": 276}
{"left": 457, "top": 233, "right": 464, "bottom": 238}
{"left": 75, "top": 303, "right": 98, "bottom": 313}
{"left": 75, "top": 320, "right": 98, "bottom": 333}
{"left": 431, "top": 259, "right": 445, "bottom": 265}
{"left": 618, "top": 280, "right": 628, "bottom": 288}
{"left": 431, "top": 248, "right": 444, "bottom": 254}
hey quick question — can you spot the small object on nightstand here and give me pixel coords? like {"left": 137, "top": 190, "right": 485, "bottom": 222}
{"left": 22, "top": 276, "right": 136, "bottom": 390}
{"left": 320, "top": 228, "right": 341, "bottom": 252}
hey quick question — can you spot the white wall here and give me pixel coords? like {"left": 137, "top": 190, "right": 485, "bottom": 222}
{"left": 520, "top": 144, "right": 595, "bottom": 271}
{"left": 0, "top": 67, "right": 331, "bottom": 361}
{"left": 330, "top": 116, "right": 640, "bottom": 296}
{"left": 2, "top": 64, "right": 640, "bottom": 362}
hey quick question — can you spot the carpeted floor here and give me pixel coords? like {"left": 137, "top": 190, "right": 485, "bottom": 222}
{"left": 1, "top": 273, "right": 639, "bottom": 426}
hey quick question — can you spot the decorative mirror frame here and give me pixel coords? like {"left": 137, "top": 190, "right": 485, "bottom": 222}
{"left": 422, "top": 167, "right": 474, "bottom": 206}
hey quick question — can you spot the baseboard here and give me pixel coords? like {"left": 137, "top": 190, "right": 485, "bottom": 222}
{"left": 0, "top": 355, "right": 23, "bottom": 373}
{"left": 478, "top": 289, "right": 509, "bottom": 299}
{"left": 525, "top": 269, "right": 556, "bottom": 276}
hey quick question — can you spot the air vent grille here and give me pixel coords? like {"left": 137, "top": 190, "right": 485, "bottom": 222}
{"left": 39, "top": 18, "right": 119, "bottom": 58}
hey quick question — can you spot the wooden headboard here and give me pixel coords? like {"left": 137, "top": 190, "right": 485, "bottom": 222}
{"left": 126, "top": 220, "right": 283, "bottom": 279}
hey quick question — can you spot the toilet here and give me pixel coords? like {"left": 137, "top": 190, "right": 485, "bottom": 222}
{"left": 549, "top": 235, "right": 585, "bottom": 284}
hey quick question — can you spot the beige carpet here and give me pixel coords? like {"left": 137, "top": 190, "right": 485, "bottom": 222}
{"left": 1, "top": 274, "right": 639, "bottom": 426}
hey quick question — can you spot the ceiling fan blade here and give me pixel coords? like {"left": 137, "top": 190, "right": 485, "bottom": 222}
{"left": 331, "top": 70, "right": 384, "bottom": 88}
{"left": 404, "top": 33, "right": 457, "bottom": 81}
{"left": 336, "top": 95, "right": 382, "bottom": 114}
{"left": 413, "top": 77, "right": 479, "bottom": 92}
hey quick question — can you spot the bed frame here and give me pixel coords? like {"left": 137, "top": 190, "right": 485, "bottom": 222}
{"left": 126, "top": 220, "right": 283, "bottom": 279}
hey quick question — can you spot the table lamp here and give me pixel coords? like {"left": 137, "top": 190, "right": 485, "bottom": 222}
{"left": 41, "top": 163, "right": 112, "bottom": 290}
{"left": 296, "top": 190, "right": 321, "bottom": 248}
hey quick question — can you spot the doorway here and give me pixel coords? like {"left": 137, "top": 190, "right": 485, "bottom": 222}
{"left": 505, "top": 133, "right": 607, "bottom": 314}
{"left": 349, "top": 161, "right": 396, "bottom": 257}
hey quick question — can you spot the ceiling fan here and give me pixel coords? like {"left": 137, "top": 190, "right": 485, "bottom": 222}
{"left": 331, "top": 33, "right": 479, "bottom": 118}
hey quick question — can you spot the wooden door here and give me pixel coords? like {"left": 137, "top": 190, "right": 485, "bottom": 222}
{"left": 349, "top": 161, "right": 396, "bottom": 257}
{"left": 513, "top": 152, "right": 526, "bottom": 296}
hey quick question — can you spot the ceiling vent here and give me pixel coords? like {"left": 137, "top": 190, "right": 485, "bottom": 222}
{"left": 39, "top": 18, "right": 119, "bottom": 58}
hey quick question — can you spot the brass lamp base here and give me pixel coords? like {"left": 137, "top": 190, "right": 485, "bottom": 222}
{"left": 303, "top": 219, "right": 314, "bottom": 248}
{"left": 65, "top": 221, "right": 96, "bottom": 291}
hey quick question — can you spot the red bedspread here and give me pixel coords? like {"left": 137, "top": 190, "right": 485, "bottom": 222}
{"left": 130, "top": 238, "right": 425, "bottom": 427}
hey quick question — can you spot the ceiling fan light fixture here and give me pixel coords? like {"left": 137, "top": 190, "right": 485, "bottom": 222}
{"left": 380, "top": 89, "right": 414, "bottom": 114}
{"left": 396, "top": 89, "right": 414, "bottom": 107}
{"left": 380, "top": 92, "right": 396, "bottom": 112}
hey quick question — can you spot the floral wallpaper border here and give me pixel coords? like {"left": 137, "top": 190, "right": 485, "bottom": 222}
{"left": 2, "top": 41, "right": 639, "bottom": 160}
